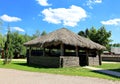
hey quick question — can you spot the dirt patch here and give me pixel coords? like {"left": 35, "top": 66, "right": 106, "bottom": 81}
{"left": 0, "top": 68, "right": 119, "bottom": 84}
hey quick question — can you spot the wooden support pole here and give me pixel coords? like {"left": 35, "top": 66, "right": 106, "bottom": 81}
{"left": 29, "top": 47, "right": 32, "bottom": 57}
{"left": 98, "top": 50, "right": 102, "bottom": 65}
{"left": 43, "top": 47, "right": 45, "bottom": 56}
{"left": 49, "top": 49, "right": 51, "bottom": 55}
{"left": 27, "top": 47, "right": 31, "bottom": 64}
{"left": 60, "top": 43, "right": 64, "bottom": 56}
{"left": 86, "top": 49, "right": 89, "bottom": 66}
{"left": 75, "top": 46, "right": 79, "bottom": 56}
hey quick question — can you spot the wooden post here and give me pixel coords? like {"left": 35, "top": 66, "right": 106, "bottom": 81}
{"left": 49, "top": 49, "right": 51, "bottom": 55}
{"left": 86, "top": 49, "right": 89, "bottom": 66}
{"left": 98, "top": 50, "right": 102, "bottom": 65}
{"left": 60, "top": 43, "right": 64, "bottom": 56}
{"left": 75, "top": 46, "right": 79, "bottom": 56}
{"left": 29, "top": 47, "right": 31, "bottom": 57}
{"left": 27, "top": 47, "right": 31, "bottom": 64}
{"left": 43, "top": 47, "right": 45, "bottom": 56}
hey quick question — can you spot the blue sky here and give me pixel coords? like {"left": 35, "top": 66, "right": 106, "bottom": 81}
{"left": 0, "top": 0, "right": 120, "bottom": 43}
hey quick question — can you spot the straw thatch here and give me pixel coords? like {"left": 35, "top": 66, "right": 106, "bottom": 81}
{"left": 24, "top": 28, "right": 105, "bottom": 50}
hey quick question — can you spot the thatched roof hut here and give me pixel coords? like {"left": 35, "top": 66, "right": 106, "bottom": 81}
{"left": 24, "top": 28, "right": 105, "bottom": 50}
{"left": 24, "top": 28, "right": 105, "bottom": 67}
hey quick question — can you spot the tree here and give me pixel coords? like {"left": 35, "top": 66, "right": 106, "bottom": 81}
{"left": 24, "top": 33, "right": 31, "bottom": 42}
{"left": 0, "top": 21, "right": 5, "bottom": 48}
{"left": 78, "top": 28, "right": 90, "bottom": 38}
{"left": 78, "top": 26, "right": 112, "bottom": 50}
{"left": 11, "top": 31, "right": 27, "bottom": 58}
{"left": 0, "top": 33, "right": 6, "bottom": 48}
{"left": 88, "top": 27, "right": 97, "bottom": 42}
{"left": 32, "top": 30, "right": 41, "bottom": 39}
{"left": 78, "top": 31, "right": 85, "bottom": 37}
{"left": 96, "top": 26, "right": 111, "bottom": 48}
{"left": 4, "top": 27, "right": 13, "bottom": 64}
{"left": 10, "top": 32, "right": 33, "bottom": 58}
{"left": 41, "top": 30, "right": 47, "bottom": 36}
{"left": 110, "top": 43, "right": 120, "bottom": 47}
{"left": 78, "top": 27, "right": 97, "bottom": 42}
{"left": 12, "top": 32, "right": 21, "bottom": 58}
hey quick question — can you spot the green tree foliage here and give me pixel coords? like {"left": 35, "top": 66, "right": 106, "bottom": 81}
{"left": 3, "top": 30, "right": 31, "bottom": 59}
{"left": 0, "top": 33, "right": 6, "bottom": 48}
{"left": 32, "top": 30, "right": 41, "bottom": 39}
{"left": 11, "top": 32, "right": 23, "bottom": 58}
{"left": 10, "top": 32, "right": 29, "bottom": 58}
{"left": 78, "top": 26, "right": 111, "bottom": 50}
{"left": 32, "top": 30, "right": 47, "bottom": 39}
{"left": 78, "top": 28, "right": 90, "bottom": 38}
{"left": 24, "top": 33, "right": 31, "bottom": 42}
{"left": 41, "top": 30, "right": 47, "bottom": 36}
{"left": 110, "top": 43, "right": 120, "bottom": 47}
{"left": 2, "top": 28, "right": 47, "bottom": 59}
{"left": 0, "top": 21, "right": 5, "bottom": 48}
{"left": 108, "top": 43, "right": 120, "bottom": 52}
{"left": 97, "top": 26, "right": 111, "bottom": 46}
{"left": 4, "top": 27, "right": 13, "bottom": 64}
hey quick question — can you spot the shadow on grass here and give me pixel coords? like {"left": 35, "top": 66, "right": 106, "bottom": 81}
{"left": 14, "top": 62, "right": 58, "bottom": 69}
{"left": 91, "top": 69, "right": 120, "bottom": 79}
{"left": 109, "top": 68, "right": 120, "bottom": 73}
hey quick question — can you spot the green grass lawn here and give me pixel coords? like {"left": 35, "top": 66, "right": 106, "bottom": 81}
{"left": 0, "top": 61, "right": 119, "bottom": 81}
{"left": 96, "top": 63, "right": 120, "bottom": 72}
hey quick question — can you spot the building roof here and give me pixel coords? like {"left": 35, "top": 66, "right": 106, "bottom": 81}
{"left": 24, "top": 28, "right": 105, "bottom": 50}
{"left": 111, "top": 47, "right": 120, "bottom": 54}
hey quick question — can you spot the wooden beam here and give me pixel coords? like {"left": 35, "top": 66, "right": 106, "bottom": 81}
{"left": 60, "top": 43, "right": 64, "bottom": 56}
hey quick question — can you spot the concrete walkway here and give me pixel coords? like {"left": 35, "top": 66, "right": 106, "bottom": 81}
{"left": 84, "top": 66, "right": 120, "bottom": 78}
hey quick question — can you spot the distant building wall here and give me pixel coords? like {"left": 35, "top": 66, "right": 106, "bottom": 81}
{"left": 102, "top": 55, "right": 120, "bottom": 62}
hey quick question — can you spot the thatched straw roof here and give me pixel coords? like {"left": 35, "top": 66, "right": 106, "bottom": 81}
{"left": 24, "top": 28, "right": 105, "bottom": 50}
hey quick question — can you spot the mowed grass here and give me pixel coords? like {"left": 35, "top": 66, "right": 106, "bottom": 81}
{"left": 96, "top": 62, "right": 120, "bottom": 72}
{"left": 0, "top": 61, "right": 119, "bottom": 81}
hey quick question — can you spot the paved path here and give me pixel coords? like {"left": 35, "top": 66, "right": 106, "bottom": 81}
{"left": 102, "top": 61, "right": 120, "bottom": 64}
{"left": 0, "top": 59, "right": 26, "bottom": 61}
{"left": 0, "top": 68, "right": 119, "bottom": 84}
{"left": 84, "top": 66, "right": 120, "bottom": 77}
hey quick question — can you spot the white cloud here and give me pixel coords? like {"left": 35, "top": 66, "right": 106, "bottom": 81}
{"left": 41, "top": 5, "right": 87, "bottom": 27}
{"left": 94, "top": 0, "right": 102, "bottom": 3}
{"left": 12, "top": 27, "right": 25, "bottom": 32}
{"left": 0, "top": 14, "right": 21, "bottom": 22}
{"left": 86, "top": 0, "right": 102, "bottom": 9}
{"left": 36, "top": 0, "right": 52, "bottom": 6}
{"left": 101, "top": 18, "right": 120, "bottom": 25}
